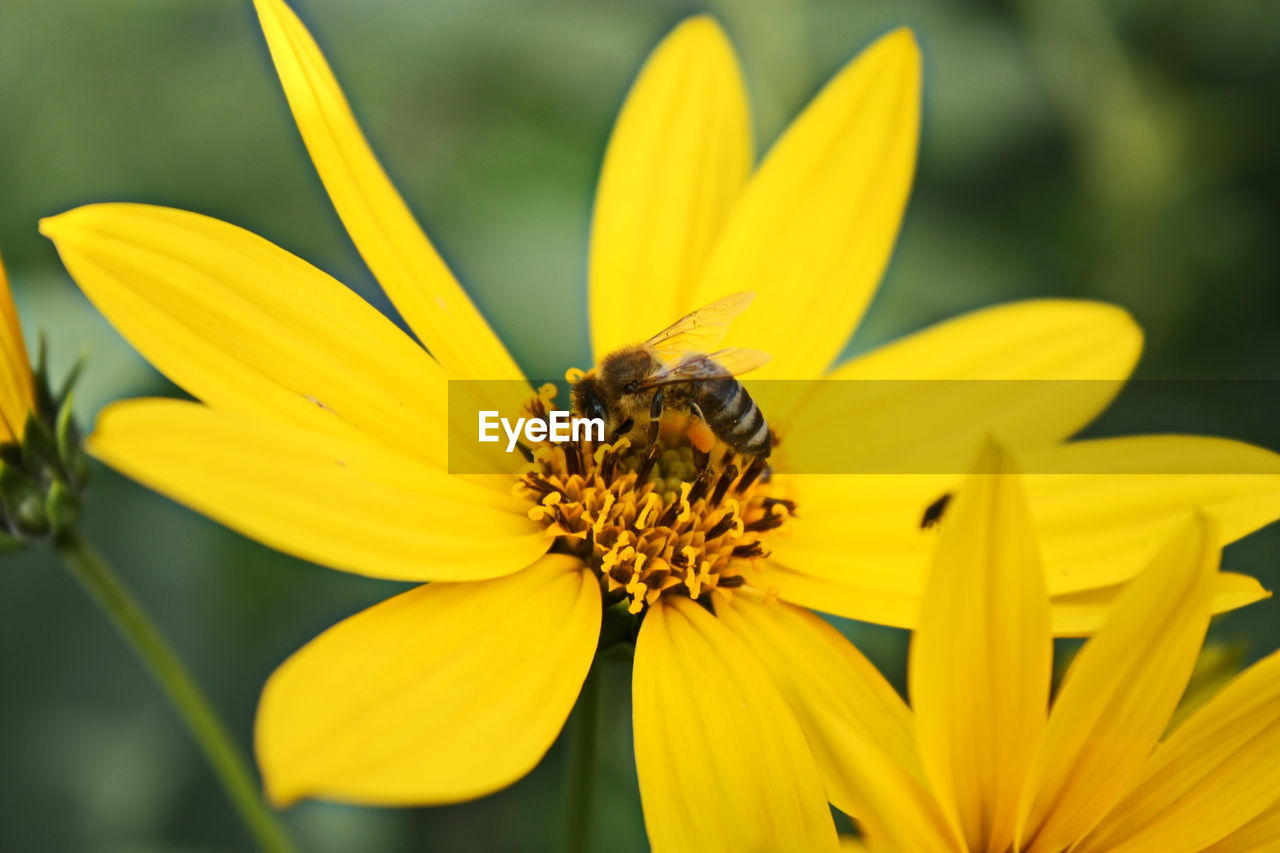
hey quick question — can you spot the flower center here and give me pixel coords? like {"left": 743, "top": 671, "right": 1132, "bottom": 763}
{"left": 516, "top": 383, "right": 793, "bottom": 615}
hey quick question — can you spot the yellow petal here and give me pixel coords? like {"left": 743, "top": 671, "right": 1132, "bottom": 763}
{"left": 589, "top": 16, "right": 751, "bottom": 358}
{"left": 786, "top": 299, "right": 1140, "bottom": 451}
{"left": 910, "top": 442, "right": 1050, "bottom": 853}
{"left": 690, "top": 28, "right": 920, "bottom": 380}
{"left": 1018, "top": 516, "right": 1218, "bottom": 853}
{"left": 1023, "top": 435, "right": 1280, "bottom": 593}
{"left": 843, "top": 837, "right": 920, "bottom": 853}
{"left": 763, "top": 432, "right": 1280, "bottom": 633}
{"left": 1203, "top": 800, "right": 1280, "bottom": 853}
{"left": 828, "top": 300, "right": 1140, "bottom": 382}
{"left": 257, "top": 554, "right": 598, "bottom": 805}
{"left": 0, "top": 252, "right": 33, "bottom": 441}
{"left": 1074, "top": 649, "right": 1280, "bottom": 853}
{"left": 40, "top": 204, "right": 450, "bottom": 468}
{"left": 252, "top": 0, "right": 520, "bottom": 381}
{"left": 751, "top": 558, "right": 923, "bottom": 626}
{"left": 1047, "top": 571, "right": 1268, "bottom": 637}
{"left": 633, "top": 596, "right": 838, "bottom": 852}
{"left": 762, "top": 471, "right": 946, "bottom": 625}
{"left": 90, "top": 399, "right": 546, "bottom": 582}
{"left": 753, "top": 558, "right": 1262, "bottom": 640}
{"left": 713, "top": 589, "right": 958, "bottom": 853}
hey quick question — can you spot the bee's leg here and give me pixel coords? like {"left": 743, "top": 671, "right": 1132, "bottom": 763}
{"left": 685, "top": 402, "right": 715, "bottom": 471}
{"left": 610, "top": 417, "right": 635, "bottom": 444}
{"left": 635, "top": 390, "right": 665, "bottom": 484}
{"left": 646, "top": 390, "right": 665, "bottom": 446}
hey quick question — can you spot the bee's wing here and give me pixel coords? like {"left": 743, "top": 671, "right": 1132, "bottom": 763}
{"left": 638, "top": 348, "right": 771, "bottom": 389}
{"left": 705, "top": 347, "right": 771, "bottom": 376}
{"left": 644, "top": 292, "right": 755, "bottom": 357}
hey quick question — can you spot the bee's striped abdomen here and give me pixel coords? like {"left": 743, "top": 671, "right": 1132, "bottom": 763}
{"left": 696, "top": 376, "right": 771, "bottom": 458}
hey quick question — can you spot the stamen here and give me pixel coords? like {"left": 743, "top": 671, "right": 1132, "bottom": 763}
{"left": 762, "top": 497, "right": 796, "bottom": 514}
{"left": 705, "top": 508, "right": 739, "bottom": 540}
{"left": 562, "top": 441, "right": 582, "bottom": 478}
{"left": 744, "top": 513, "right": 785, "bottom": 533}
{"left": 634, "top": 444, "right": 660, "bottom": 484}
{"left": 710, "top": 463, "right": 738, "bottom": 507}
{"left": 515, "top": 383, "right": 791, "bottom": 616}
{"left": 656, "top": 481, "right": 693, "bottom": 529}
{"left": 736, "top": 456, "right": 767, "bottom": 494}
{"left": 686, "top": 467, "right": 715, "bottom": 505}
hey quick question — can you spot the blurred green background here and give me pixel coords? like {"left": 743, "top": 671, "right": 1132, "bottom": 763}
{"left": 2, "top": 0, "right": 1277, "bottom": 850}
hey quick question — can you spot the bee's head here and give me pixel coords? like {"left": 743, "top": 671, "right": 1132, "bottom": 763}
{"left": 571, "top": 371, "right": 609, "bottom": 423}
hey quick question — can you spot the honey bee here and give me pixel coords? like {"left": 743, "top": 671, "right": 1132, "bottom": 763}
{"left": 571, "top": 292, "right": 772, "bottom": 460}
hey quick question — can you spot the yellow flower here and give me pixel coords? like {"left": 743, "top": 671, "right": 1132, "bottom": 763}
{"left": 0, "top": 252, "right": 35, "bottom": 442}
{"left": 35, "top": 2, "right": 1280, "bottom": 848}
{"left": 808, "top": 441, "right": 1280, "bottom": 853}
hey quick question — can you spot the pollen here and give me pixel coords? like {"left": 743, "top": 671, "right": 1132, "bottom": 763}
{"left": 515, "top": 391, "right": 793, "bottom": 616}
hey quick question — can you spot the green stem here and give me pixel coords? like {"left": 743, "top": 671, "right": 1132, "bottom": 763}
{"left": 566, "top": 662, "right": 600, "bottom": 853}
{"left": 56, "top": 531, "right": 295, "bottom": 853}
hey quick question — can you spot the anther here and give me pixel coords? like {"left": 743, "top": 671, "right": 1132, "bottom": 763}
{"left": 562, "top": 440, "right": 582, "bottom": 477}
{"left": 705, "top": 511, "right": 738, "bottom": 540}
{"left": 552, "top": 504, "right": 575, "bottom": 531}
{"left": 634, "top": 444, "right": 661, "bottom": 485}
{"left": 686, "top": 467, "right": 715, "bottom": 505}
{"left": 736, "top": 456, "right": 767, "bottom": 494}
{"left": 710, "top": 463, "right": 738, "bottom": 507}
{"left": 600, "top": 447, "right": 618, "bottom": 485}
{"left": 651, "top": 482, "right": 692, "bottom": 529}
{"left": 522, "top": 474, "right": 554, "bottom": 496}
{"left": 762, "top": 497, "right": 796, "bottom": 514}
{"left": 744, "top": 513, "right": 785, "bottom": 533}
